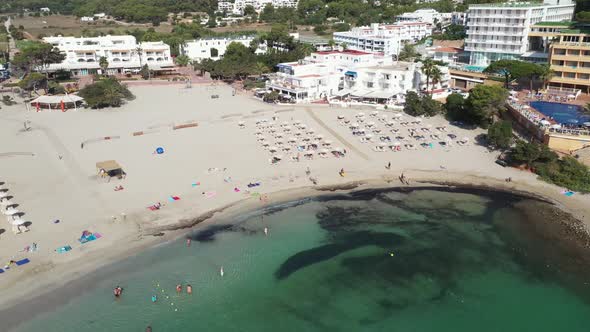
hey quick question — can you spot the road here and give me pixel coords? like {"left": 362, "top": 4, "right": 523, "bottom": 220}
{"left": 4, "top": 16, "right": 18, "bottom": 59}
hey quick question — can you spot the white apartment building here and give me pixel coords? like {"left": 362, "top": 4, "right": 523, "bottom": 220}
{"left": 396, "top": 9, "right": 443, "bottom": 26}
{"left": 218, "top": 0, "right": 298, "bottom": 15}
{"left": 465, "top": 0, "right": 575, "bottom": 66}
{"left": 333, "top": 22, "right": 432, "bottom": 56}
{"left": 42, "top": 35, "right": 173, "bottom": 76}
{"left": 182, "top": 36, "right": 266, "bottom": 62}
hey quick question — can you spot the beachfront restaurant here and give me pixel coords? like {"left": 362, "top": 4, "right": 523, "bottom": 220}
{"left": 30, "top": 95, "right": 85, "bottom": 111}
{"left": 96, "top": 160, "right": 126, "bottom": 181}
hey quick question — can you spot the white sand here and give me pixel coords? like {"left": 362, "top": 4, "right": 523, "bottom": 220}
{"left": 0, "top": 84, "right": 588, "bottom": 314}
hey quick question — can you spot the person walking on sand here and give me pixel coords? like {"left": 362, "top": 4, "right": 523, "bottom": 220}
{"left": 385, "top": 162, "right": 391, "bottom": 170}
{"left": 339, "top": 168, "right": 345, "bottom": 177}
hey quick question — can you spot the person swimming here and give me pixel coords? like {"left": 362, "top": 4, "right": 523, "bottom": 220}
{"left": 113, "top": 286, "right": 123, "bottom": 297}
{"left": 264, "top": 227, "right": 268, "bottom": 236}
{"left": 176, "top": 284, "right": 182, "bottom": 293}
{"left": 151, "top": 295, "right": 157, "bottom": 303}
{"left": 146, "top": 326, "right": 152, "bottom": 332}
{"left": 186, "top": 284, "right": 192, "bottom": 295}
{"left": 220, "top": 266, "right": 224, "bottom": 277}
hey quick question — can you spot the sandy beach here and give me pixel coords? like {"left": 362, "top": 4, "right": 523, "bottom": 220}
{"left": 1, "top": 83, "right": 589, "bottom": 327}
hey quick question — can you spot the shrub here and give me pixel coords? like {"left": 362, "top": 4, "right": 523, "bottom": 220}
{"left": 78, "top": 77, "right": 135, "bottom": 109}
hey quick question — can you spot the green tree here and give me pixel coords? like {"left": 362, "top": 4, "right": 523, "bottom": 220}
{"left": 444, "top": 93, "right": 466, "bottom": 121}
{"left": 263, "top": 91, "right": 280, "bottom": 103}
{"left": 78, "top": 77, "right": 135, "bottom": 109}
{"left": 175, "top": 54, "right": 191, "bottom": 66}
{"left": 244, "top": 5, "right": 256, "bottom": 16}
{"left": 464, "top": 85, "right": 509, "bottom": 128}
{"left": 139, "top": 64, "right": 150, "bottom": 80}
{"left": 538, "top": 63, "right": 554, "bottom": 89}
{"left": 398, "top": 43, "right": 418, "bottom": 61}
{"left": 484, "top": 60, "right": 544, "bottom": 89}
{"left": 18, "top": 72, "right": 47, "bottom": 94}
{"left": 99, "top": 56, "right": 109, "bottom": 75}
{"left": 510, "top": 140, "right": 541, "bottom": 168}
{"left": 11, "top": 41, "right": 65, "bottom": 76}
{"left": 404, "top": 92, "right": 441, "bottom": 117}
{"left": 487, "top": 120, "right": 513, "bottom": 149}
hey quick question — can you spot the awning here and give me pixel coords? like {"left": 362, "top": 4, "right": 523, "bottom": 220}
{"left": 30, "top": 95, "right": 84, "bottom": 104}
{"left": 96, "top": 160, "right": 122, "bottom": 172}
{"left": 333, "top": 89, "right": 351, "bottom": 97}
{"left": 350, "top": 89, "right": 370, "bottom": 97}
{"left": 344, "top": 71, "right": 357, "bottom": 77}
{"left": 363, "top": 91, "right": 394, "bottom": 99}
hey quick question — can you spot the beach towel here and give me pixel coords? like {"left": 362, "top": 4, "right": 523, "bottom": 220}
{"left": 168, "top": 196, "right": 181, "bottom": 202}
{"left": 191, "top": 182, "right": 201, "bottom": 187}
{"left": 247, "top": 182, "right": 261, "bottom": 188}
{"left": 565, "top": 191, "right": 575, "bottom": 197}
{"left": 0, "top": 269, "right": 4, "bottom": 273}
{"left": 80, "top": 232, "right": 101, "bottom": 244}
{"left": 234, "top": 187, "right": 241, "bottom": 193}
{"left": 56, "top": 245, "right": 72, "bottom": 254}
{"left": 148, "top": 205, "right": 159, "bottom": 211}
{"left": 15, "top": 258, "right": 30, "bottom": 266}
{"left": 205, "top": 191, "right": 217, "bottom": 198}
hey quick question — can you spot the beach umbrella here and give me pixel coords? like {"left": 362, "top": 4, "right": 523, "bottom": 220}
{"left": 288, "top": 137, "right": 297, "bottom": 143}
{"left": 356, "top": 112, "right": 365, "bottom": 117}
{"left": 0, "top": 192, "right": 8, "bottom": 198}
{"left": 0, "top": 199, "right": 12, "bottom": 206}
{"left": 4, "top": 208, "right": 19, "bottom": 216}
{"left": 262, "top": 142, "right": 270, "bottom": 147}
{"left": 380, "top": 114, "right": 388, "bottom": 119}
{"left": 540, "top": 120, "right": 551, "bottom": 126}
{"left": 315, "top": 134, "right": 324, "bottom": 140}
{"left": 393, "top": 141, "right": 401, "bottom": 146}
{"left": 273, "top": 154, "right": 283, "bottom": 160}
{"left": 276, "top": 140, "right": 284, "bottom": 145}
{"left": 284, "top": 126, "right": 292, "bottom": 131}
{"left": 238, "top": 121, "right": 245, "bottom": 126}
{"left": 583, "top": 122, "right": 590, "bottom": 127}
{"left": 10, "top": 217, "right": 24, "bottom": 226}
{"left": 323, "top": 140, "right": 333, "bottom": 146}
{"left": 379, "top": 142, "right": 387, "bottom": 147}
{"left": 293, "top": 120, "right": 301, "bottom": 124}
{"left": 351, "top": 123, "right": 359, "bottom": 127}
{"left": 365, "top": 134, "right": 374, "bottom": 139}
{"left": 320, "top": 149, "right": 329, "bottom": 154}
{"left": 282, "top": 121, "right": 289, "bottom": 126}
{"left": 294, "top": 131, "right": 302, "bottom": 136}
{"left": 392, "top": 113, "right": 402, "bottom": 118}
{"left": 282, "top": 146, "right": 291, "bottom": 151}
{"left": 367, "top": 121, "right": 375, "bottom": 127}
{"left": 551, "top": 124, "right": 562, "bottom": 129}
{"left": 337, "top": 115, "right": 345, "bottom": 120}
{"left": 300, "top": 124, "right": 308, "bottom": 129}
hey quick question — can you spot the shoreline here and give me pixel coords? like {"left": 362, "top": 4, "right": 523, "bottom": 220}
{"left": 1, "top": 171, "right": 589, "bottom": 331}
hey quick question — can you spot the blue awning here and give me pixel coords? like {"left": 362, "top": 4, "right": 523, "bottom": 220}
{"left": 344, "top": 71, "right": 357, "bottom": 77}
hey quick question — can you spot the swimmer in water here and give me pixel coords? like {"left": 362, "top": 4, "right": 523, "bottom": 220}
{"left": 176, "top": 284, "right": 182, "bottom": 293}
{"left": 220, "top": 266, "right": 224, "bottom": 277}
{"left": 187, "top": 284, "right": 192, "bottom": 295}
{"left": 151, "top": 295, "right": 157, "bottom": 303}
{"left": 264, "top": 227, "right": 268, "bottom": 236}
{"left": 114, "top": 286, "right": 123, "bottom": 297}
{"left": 186, "top": 237, "right": 191, "bottom": 247}
{"left": 146, "top": 326, "right": 152, "bottom": 332}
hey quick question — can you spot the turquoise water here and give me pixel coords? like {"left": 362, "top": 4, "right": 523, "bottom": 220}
{"left": 530, "top": 101, "right": 590, "bottom": 125}
{"left": 464, "top": 65, "right": 486, "bottom": 72}
{"left": 14, "top": 189, "right": 590, "bottom": 332}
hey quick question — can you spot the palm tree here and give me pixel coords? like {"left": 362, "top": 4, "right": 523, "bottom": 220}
{"left": 430, "top": 66, "right": 443, "bottom": 93}
{"left": 421, "top": 59, "right": 436, "bottom": 95}
{"left": 99, "top": 56, "right": 109, "bottom": 76}
{"left": 327, "top": 39, "right": 336, "bottom": 51}
{"left": 252, "top": 62, "right": 270, "bottom": 76}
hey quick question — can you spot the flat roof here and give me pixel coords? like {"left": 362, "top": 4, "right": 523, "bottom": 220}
{"left": 314, "top": 50, "right": 372, "bottom": 55}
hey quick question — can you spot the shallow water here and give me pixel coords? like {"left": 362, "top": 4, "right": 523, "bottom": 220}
{"left": 16, "top": 189, "right": 590, "bottom": 332}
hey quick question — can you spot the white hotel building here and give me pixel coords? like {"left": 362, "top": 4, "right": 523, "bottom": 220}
{"left": 43, "top": 35, "right": 174, "bottom": 76}
{"left": 267, "top": 50, "right": 450, "bottom": 103}
{"left": 218, "top": 0, "right": 298, "bottom": 15}
{"left": 333, "top": 22, "right": 432, "bottom": 57}
{"left": 465, "top": 0, "right": 575, "bottom": 66}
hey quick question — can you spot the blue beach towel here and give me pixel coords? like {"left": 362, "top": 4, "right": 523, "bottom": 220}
{"left": 15, "top": 258, "right": 30, "bottom": 266}
{"left": 565, "top": 191, "right": 575, "bottom": 197}
{"left": 56, "top": 245, "right": 72, "bottom": 254}
{"left": 0, "top": 269, "right": 4, "bottom": 273}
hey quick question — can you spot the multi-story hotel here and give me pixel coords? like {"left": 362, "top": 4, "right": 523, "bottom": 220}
{"left": 543, "top": 26, "right": 590, "bottom": 94}
{"left": 333, "top": 22, "right": 432, "bottom": 56}
{"left": 42, "top": 35, "right": 173, "bottom": 76}
{"left": 464, "top": 0, "right": 575, "bottom": 67}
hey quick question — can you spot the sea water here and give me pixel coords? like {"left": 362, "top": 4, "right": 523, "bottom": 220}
{"left": 15, "top": 189, "right": 590, "bottom": 332}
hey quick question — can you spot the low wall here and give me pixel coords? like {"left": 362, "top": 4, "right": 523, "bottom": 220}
{"left": 506, "top": 103, "right": 546, "bottom": 141}
{"left": 545, "top": 133, "right": 590, "bottom": 153}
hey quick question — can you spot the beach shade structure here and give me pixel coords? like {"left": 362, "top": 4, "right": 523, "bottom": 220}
{"left": 379, "top": 114, "right": 388, "bottom": 119}
{"left": 283, "top": 126, "right": 292, "bottom": 132}
{"left": 238, "top": 121, "right": 245, "bottom": 127}
{"left": 281, "top": 121, "right": 289, "bottom": 127}
{"left": 304, "top": 151, "right": 315, "bottom": 158}
{"left": 0, "top": 191, "right": 8, "bottom": 199}
{"left": 96, "top": 160, "right": 125, "bottom": 180}
{"left": 392, "top": 113, "right": 403, "bottom": 118}
{"left": 540, "top": 120, "right": 551, "bottom": 126}
{"left": 269, "top": 146, "right": 279, "bottom": 153}
{"left": 583, "top": 122, "right": 590, "bottom": 128}
{"left": 294, "top": 131, "right": 303, "bottom": 136}
{"left": 275, "top": 133, "right": 284, "bottom": 139}
{"left": 299, "top": 124, "right": 308, "bottom": 130}
{"left": 393, "top": 141, "right": 401, "bottom": 146}
{"left": 370, "top": 111, "right": 379, "bottom": 117}
{"left": 257, "top": 136, "right": 266, "bottom": 142}
{"left": 323, "top": 140, "right": 333, "bottom": 147}
{"left": 155, "top": 147, "right": 165, "bottom": 154}
{"left": 350, "top": 123, "right": 360, "bottom": 129}
{"left": 275, "top": 140, "right": 284, "bottom": 145}
{"left": 551, "top": 124, "right": 562, "bottom": 129}
{"left": 0, "top": 199, "right": 13, "bottom": 206}
{"left": 30, "top": 94, "right": 84, "bottom": 111}
{"left": 255, "top": 129, "right": 263, "bottom": 135}
{"left": 306, "top": 129, "right": 315, "bottom": 135}
{"left": 337, "top": 115, "right": 345, "bottom": 120}
{"left": 288, "top": 137, "right": 297, "bottom": 143}
{"left": 315, "top": 134, "right": 324, "bottom": 140}
{"left": 262, "top": 141, "right": 270, "bottom": 148}
{"left": 4, "top": 207, "right": 19, "bottom": 216}
{"left": 293, "top": 120, "right": 301, "bottom": 125}
{"left": 367, "top": 122, "right": 376, "bottom": 128}
{"left": 302, "top": 137, "right": 311, "bottom": 142}
{"left": 282, "top": 146, "right": 292, "bottom": 152}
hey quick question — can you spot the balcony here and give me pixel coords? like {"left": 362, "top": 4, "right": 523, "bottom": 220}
{"left": 465, "top": 39, "right": 523, "bottom": 45}
{"left": 550, "top": 54, "right": 590, "bottom": 61}
{"left": 550, "top": 65, "right": 590, "bottom": 75}
{"left": 550, "top": 76, "right": 590, "bottom": 85}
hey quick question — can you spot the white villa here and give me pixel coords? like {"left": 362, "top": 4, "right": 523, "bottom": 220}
{"left": 218, "top": 0, "right": 298, "bottom": 15}
{"left": 42, "top": 35, "right": 174, "bottom": 76}
{"left": 181, "top": 36, "right": 266, "bottom": 62}
{"left": 266, "top": 50, "right": 450, "bottom": 103}
{"left": 333, "top": 22, "right": 432, "bottom": 56}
